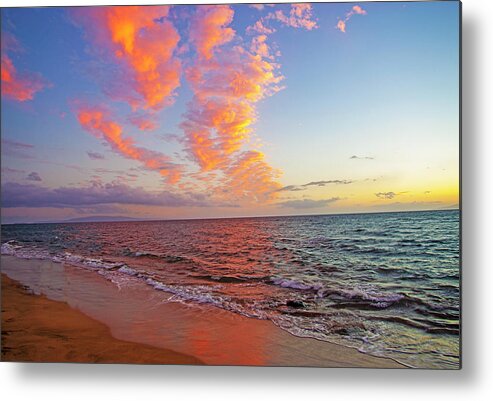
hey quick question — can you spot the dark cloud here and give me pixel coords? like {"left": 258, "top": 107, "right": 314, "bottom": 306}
{"left": 26, "top": 172, "right": 42, "bottom": 182}
{"left": 87, "top": 151, "right": 105, "bottom": 160}
{"left": 277, "top": 180, "right": 353, "bottom": 192}
{"left": 375, "top": 191, "right": 409, "bottom": 200}
{"left": 1, "top": 182, "right": 238, "bottom": 209}
{"left": 350, "top": 155, "right": 374, "bottom": 160}
{"left": 277, "top": 185, "right": 305, "bottom": 192}
{"left": 277, "top": 197, "right": 341, "bottom": 209}
{"left": 1, "top": 167, "right": 26, "bottom": 174}
{"left": 1, "top": 138, "right": 35, "bottom": 159}
{"left": 93, "top": 167, "right": 123, "bottom": 174}
{"left": 302, "top": 180, "right": 353, "bottom": 187}
{"left": 375, "top": 192, "right": 396, "bottom": 199}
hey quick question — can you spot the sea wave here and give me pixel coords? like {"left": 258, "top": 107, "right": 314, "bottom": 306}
{"left": 1, "top": 236, "right": 459, "bottom": 369}
{"left": 2, "top": 240, "right": 126, "bottom": 271}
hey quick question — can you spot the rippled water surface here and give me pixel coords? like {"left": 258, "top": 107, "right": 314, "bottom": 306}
{"left": 1, "top": 210, "right": 460, "bottom": 368}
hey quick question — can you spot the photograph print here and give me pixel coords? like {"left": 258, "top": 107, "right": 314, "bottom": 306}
{"left": 1, "top": 1, "right": 460, "bottom": 369}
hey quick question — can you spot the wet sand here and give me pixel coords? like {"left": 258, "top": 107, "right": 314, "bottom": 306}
{"left": 1, "top": 274, "right": 203, "bottom": 364}
{"left": 1, "top": 256, "right": 405, "bottom": 367}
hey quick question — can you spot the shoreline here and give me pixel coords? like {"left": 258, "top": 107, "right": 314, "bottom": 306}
{"left": 1, "top": 256, "right": 405, "bottom": 368}
{"left": 1, "top": 274, "right": 204, "bottom": 365}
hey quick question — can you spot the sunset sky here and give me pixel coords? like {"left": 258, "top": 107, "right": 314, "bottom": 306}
{"left": 1, "top": 2, "right": 460, "bottom": 224}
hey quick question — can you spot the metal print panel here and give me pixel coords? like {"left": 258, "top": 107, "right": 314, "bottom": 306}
{"left": 0, "top": 1, "right": 461, "bottom": 369}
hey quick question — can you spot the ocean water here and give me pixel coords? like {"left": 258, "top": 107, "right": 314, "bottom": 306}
{"left": 1, "top": 210, "right": 460, "bottom": 368}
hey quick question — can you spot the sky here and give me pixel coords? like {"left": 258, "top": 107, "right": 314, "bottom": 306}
{"left": 0, "top": 2, "right": 460, "bottom": 224}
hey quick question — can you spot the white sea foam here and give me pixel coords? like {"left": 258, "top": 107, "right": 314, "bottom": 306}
{"left": 271, "top": 277, "right": 322, "bottom": 291}
{"left": 2, "top": 242, "right": 126, "bottom": 271}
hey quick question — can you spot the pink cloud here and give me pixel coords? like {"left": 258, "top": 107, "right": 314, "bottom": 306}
{"left": 336, "top": 4, "right": 367, "bottom": 33}
{"left": 128, "top": 114, "right": 157, "bottom": 131}
{"left": 1, "top": 33, "right": 50, "bottom": 102}
{"left": 248, "top": 3, "right": 318, "bottom": 34}
{"left": 189, "top": 5, "right": 235, "bottom": 60}
{"left": 351, "top": 5, "right": 368, "bottom": 16}
{"left": 77, "top": 106, "right": 181, "bottom": 184}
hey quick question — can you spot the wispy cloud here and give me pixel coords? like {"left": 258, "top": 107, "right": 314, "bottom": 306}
{"left": 303, "top": 180, "right": 353, "bottom": 187}
{"left": 128, "top": 114, "right": 157, "bottom": 131}
{"left": 336, "top": 5, "right": 367, "bottom": 33}
{"left": 277, "top": 197, "right": 341, "bottom": 209}
{"left": 26, "top": 171, "right": 42, "bottom": 182}
{"left": 1, "top": 138, "right": 35, "bottom": 159}
{"left": 350, "top": 155, "right": 374, "bottom": 160}
{"left": 276, "top": 179, "right": 353, "bottom": 192}
{"left": 249, "top": 4, "right": 275, "bottom": 11}
{"left": 77, "top": 106, "right": 182, "bottom": 184}
{"left": 248, "top": 3, "right": 318, "bottom": 34}
{"left": 270, "top": 4, "right": 318, "bottom": 31}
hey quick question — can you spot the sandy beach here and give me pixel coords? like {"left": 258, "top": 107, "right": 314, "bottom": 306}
{"left": 1, "top": 256, "right": 405, "bottom": 367}
{"left": 1, "top": 274, "right": 203, "bottom": 364}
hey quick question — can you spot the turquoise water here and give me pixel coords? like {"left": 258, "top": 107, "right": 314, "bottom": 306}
{"left": 1, "top": 209, "right": 460, "bottom": 368}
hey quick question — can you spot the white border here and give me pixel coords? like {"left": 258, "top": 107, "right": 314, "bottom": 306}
{"left": 2, "top": 0, "right": 493, "bottom": 400}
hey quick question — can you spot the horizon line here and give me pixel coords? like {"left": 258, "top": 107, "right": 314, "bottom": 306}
{"left": 0, "top": 207, "right": 460, "bottom": 226}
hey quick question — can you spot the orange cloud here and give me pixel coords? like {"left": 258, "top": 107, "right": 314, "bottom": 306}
{"left": 184, "top": 6, "right": 278, "bottom": 168}
{"left": 181, "top": 5, "right": 284, "bottom": 201}
{"left": 77, "top": 106, "right": 181, "bottom": 184}
{"left": 1, "top": 35, "right": 49, "bottom": 102}
{"left": 336, "top": 4, "right": 367, "bottom": 33}
{"left": 225, "top": 150, "right": 282, "bottom": 201}
{"left": 336, "top": 20, "right": 346, "bottom": 33}
{"left": 351, "top": 5, "right": 368, "bottom": 16}
{"left": 73, "top": 6, "right": 181, "bottom": 113}
{"left": 106, "top": 6, "right": 180, "bottom": 110}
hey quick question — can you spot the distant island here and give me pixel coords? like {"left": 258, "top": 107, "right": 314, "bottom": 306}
{"left": 61, "top": 216, "right": 147, "bottom": 223}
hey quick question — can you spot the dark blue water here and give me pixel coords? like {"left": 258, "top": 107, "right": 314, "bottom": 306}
{"left": 1, "top": 209, "right": 460, "bottom": 368}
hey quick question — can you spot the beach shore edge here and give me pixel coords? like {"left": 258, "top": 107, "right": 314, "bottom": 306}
{"left": 1, "top": 273, "right": 204, "bottom": 365}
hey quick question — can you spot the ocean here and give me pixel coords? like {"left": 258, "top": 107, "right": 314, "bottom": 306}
{"left": 1, "top": 209, "right": 460, "bottom": 368}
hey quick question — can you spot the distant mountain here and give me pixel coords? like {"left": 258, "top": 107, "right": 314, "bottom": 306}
{"left": 62, "top": 215, "right": 147, "bottom": 223}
